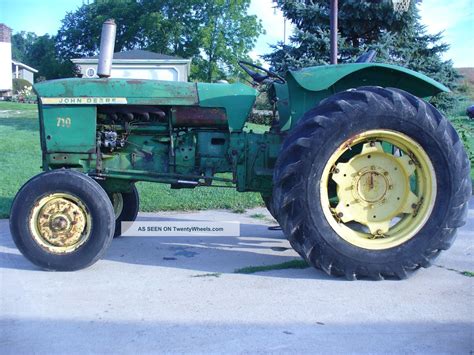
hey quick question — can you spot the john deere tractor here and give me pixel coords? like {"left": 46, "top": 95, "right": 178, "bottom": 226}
{"left": 10, "top": 20, "right": 471, "bottom": 280}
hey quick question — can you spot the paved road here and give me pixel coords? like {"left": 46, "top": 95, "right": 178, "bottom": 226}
{"left": 1, "top": 199, "right": 473, "bottom": 354}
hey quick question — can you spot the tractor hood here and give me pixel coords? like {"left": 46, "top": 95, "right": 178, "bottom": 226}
{"left": 34, "top": 78, "right": 258, "bottom": 131}
{"left": 34, "top": 78, "right": 199, "bottom": 106}
{"left": 288, "top": 63, "right": 449, "bottom": 98}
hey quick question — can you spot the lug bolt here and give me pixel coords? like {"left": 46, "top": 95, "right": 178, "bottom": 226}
{"left": 388, "top": 185, "right": 393, "bottom": 190}
{"left": 369, "top": 141, "right": 375, "bottom": 147}
{"left": 334, "top": 168, "right": 340, "bottom": 174}
{"left": 337, "top": 212, "right": 343, "bottom": 218}
{"left": 411, "top": 203, "right": 417, "bottom": 209}
{"left": 383, "top": 171, "right": 388, "bottom": 176}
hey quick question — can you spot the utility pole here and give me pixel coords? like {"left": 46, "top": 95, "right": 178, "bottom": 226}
{"left": 330, "top": 0, "right": 338, "bottom": 64}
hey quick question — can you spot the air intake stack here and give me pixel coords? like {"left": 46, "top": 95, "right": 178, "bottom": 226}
{"left": 97, "top": 19, "right": 116, "bottom": 78}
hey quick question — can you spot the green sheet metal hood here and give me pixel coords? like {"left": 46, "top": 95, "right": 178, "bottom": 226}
{"left": 34, "top": 78, "right": 199, "bottom": 106}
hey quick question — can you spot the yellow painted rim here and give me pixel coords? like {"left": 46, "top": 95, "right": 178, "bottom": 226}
{"left": 320, "top": 129, "right": 436, "bottom": 250}
{"left": 29, "top": 193, "right": 92, "bottom": 254}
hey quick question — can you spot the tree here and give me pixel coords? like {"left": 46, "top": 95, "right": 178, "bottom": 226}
{"left": 264, "top": 0, "right": 458, "bottom": 111}
{"left": 11, "top": 32, "right": 37, "bottom": 63}
{"left": 191, "top": 0, "right": 263, "bottom": 82}
{"left": 28, "top": 35, "right": 76, "bottom": 80}
{"left": 55, "top": 0, "right": 263, "bottom": 82}
{"left": 12, "top": 33, "right": 77, "bottom": 81}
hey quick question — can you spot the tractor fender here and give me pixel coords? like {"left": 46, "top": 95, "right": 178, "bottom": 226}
{"left": 288, "top": 63, "right": 449, "bottom": 98}
{"left": 279, "top": 63, "right": 449, "bottom": 130}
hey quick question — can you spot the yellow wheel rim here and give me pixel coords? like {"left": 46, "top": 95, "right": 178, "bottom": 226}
{"left": 111, "top": 193, "right": 124, "bottom": 220}
{"left": 29, "top": 193, "right": 92, "bottom": 254}
{"left": 320, "top": 129, "right": 436, "bottom": 250}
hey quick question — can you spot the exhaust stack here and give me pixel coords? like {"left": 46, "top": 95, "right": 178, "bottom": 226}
{"left": 97, "top": 19, "right": 116, "bottom": 78}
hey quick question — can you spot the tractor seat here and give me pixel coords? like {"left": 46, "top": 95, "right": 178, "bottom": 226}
{"left": 356, "top": 50, "right": 377, "bottom": 63}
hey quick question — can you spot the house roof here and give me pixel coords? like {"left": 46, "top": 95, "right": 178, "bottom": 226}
{"left": 77, "top": 49, "right": 183, "bottom": 61}
{"left": 12, "top": 60, "right": 38, "bottom": 73}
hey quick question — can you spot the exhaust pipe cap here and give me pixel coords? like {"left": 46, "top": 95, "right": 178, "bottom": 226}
{"left": 97, "top": 19, "right": 116, "bottom": 78}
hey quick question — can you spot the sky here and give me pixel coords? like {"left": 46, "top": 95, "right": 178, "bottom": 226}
{"left": 0, "top": 0, "right": 472, "bottom": 67}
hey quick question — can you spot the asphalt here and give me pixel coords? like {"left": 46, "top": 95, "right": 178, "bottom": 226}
{"left": 1, "top": 199, "right": 473, "bottom": 354}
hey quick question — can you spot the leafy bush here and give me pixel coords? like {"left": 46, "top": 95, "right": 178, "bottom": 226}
{"left": 12, "top": 78, "right": 32, "bottom": 94}
{"left": 254, "top": 92, "right": 272, "bottom": 110}
{"left": 11, "top": 79, "right": 37, "bottom": 104}
{"left": 249, "top": 110, "right": 273, "bottom": 126}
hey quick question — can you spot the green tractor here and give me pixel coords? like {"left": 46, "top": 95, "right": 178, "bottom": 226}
{"left": 10, "top": 21, "right": 471, "bottom": 280}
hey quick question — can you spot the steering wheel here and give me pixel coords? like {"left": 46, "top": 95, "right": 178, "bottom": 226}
{"left": 238, "top": 60, "right": 286, "bottom": 85}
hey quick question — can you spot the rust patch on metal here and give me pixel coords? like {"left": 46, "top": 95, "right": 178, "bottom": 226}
{"left": 173, "top": 106, "right": 227, "bottom": 127}
{"left": 126, "top": 79, "right": 147, "bottom": 85}
{"left": 340, "top": 133, "right": 362, "bottom": 152}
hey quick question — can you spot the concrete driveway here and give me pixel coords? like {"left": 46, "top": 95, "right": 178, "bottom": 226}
{"left": 1, "top": 198, "right": 473, "bottom": 354}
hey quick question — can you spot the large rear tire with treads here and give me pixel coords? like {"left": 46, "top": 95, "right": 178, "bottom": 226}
{"left": 273, "top": 87, "right": 471, "bottom": 280}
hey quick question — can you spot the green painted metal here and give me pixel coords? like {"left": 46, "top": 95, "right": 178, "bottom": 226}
{"left": 278, "top": 63, "right": 450, "bottom": 130}
{"left": 42, "top": 106, "right": 96, "bottom": 152}
{"left": 289, "top": 63, "right": 449, "bottom": 93}
{"left": 197, "top": 82, "right": 258, "bottom": 131}
{"left": 35, "top": 78, "right": 199, "bottom": 106}
{"left": 270, "top": 83, "right": 291, "bottom": 131}
{"left": 33, "top": 62, "right": 450, "bottom": 195}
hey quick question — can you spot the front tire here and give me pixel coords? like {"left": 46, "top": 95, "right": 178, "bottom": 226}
{"left": 10, "top": 170, "right": 115, "bottom": 271}
{"left": 108, "top": 185, "right": 140, "bottom": 238}
{"left": 273, "top": 87, "right": 471, "bottom": 280}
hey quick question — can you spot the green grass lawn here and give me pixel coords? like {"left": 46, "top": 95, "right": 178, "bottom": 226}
{"left": 0, "top": 102, "right": 265, "bottom": 218}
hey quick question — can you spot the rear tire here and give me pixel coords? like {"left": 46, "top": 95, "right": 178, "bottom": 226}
{"left": 10, "top": 170, "right": 115, "bottom": 271}
{"left": 273, "top": 87, "right": 471, "bottom": 280}
{"left": 261, "top": 193, "right": 278, "bottom": 220}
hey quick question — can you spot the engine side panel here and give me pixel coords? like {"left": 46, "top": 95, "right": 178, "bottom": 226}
{"left": 42, "top": 105, "right": 96, "bottom": 153}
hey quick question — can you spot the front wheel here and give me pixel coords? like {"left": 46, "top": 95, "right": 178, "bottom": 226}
{"left": 108, "top": 185, "right": 140, "bottom": 238}
{"left": 273, "top": 87, "right": 471, "bottom": 280}
{"left": 10, "top": 170, "right": 115, "bottom": 271}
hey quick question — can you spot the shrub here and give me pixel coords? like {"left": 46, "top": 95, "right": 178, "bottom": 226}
{"left": 249, "top": 110, "right": 273, "bottom": 125}
{"left": 12, "top": 78, "right": 32, "bottom": 94}
{"left": 11, "top": 79, "right": 37, "bottom": 104}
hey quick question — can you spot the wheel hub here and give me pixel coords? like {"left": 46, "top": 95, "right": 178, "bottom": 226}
{"left": 36, "top": 197, "right": 87, "bottom": 247}
{"left": 50, "top": 215, "right": 70, "bottom": 232}
{"left": 356, "top": 170, "right": 388, "bottom": 203}
{"left": 30, "top": 194, "right": 91, "bottom": 253}
{"left": 328, "top": 138, "right": 428, "bottom": 240}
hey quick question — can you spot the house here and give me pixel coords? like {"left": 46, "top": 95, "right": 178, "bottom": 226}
{"left": 72, "top": 49, "right": 191, "bottom": 82}
{"left": 12, "top": 60, "right": 38, "bottom": 84}
{"left": 0, "top": 24, "right": 38, "bottom": 98}
{"left": 0, "top": 23, "right": 12, "bottom": 97}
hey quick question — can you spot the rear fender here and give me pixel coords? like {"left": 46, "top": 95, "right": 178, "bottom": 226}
{"left": 281, "top": 63, "right": 449, "bottom": 130}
